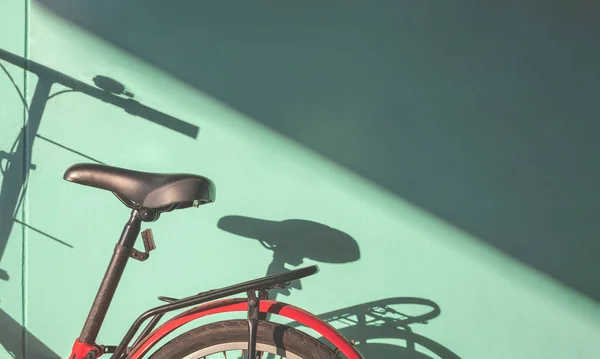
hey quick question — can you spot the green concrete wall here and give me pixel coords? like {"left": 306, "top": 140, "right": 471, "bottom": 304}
{"left": 1, "top": 1, "right": 599, "bottom": 358}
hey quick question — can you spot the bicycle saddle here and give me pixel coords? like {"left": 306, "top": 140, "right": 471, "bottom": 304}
{"left": 63, "top": 163, "right": 216, "bottom": 212}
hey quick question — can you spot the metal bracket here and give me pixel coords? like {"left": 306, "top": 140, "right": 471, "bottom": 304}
{"left": 246, "top": 291, "right": 259, "bottom": 359}
{"left": 130, "top": 228, "right": 156, "bottom": 261}
{"left": 271, "top": 281, "right": 290, "bottom": 290}
{"left": 102, "top": 345, "right": 116, "bottom": 354}
{"left": 258, "top": 289, "right": 269, "bottom": 300}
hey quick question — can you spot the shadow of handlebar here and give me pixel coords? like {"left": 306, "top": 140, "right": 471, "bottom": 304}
{"left": 0, "top": 48, "right": 199, "bottom": 139}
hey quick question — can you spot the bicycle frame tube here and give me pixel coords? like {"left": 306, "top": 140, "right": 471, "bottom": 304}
{"left": 127, "top": 298, "right": 365, "bottom": 359}
{"left": 72, "top": 209, "right": 141, "bottom": 359}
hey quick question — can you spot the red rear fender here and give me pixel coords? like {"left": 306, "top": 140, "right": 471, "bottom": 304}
{"left": 128, "top": 298, "right": 364, "bottom": 359}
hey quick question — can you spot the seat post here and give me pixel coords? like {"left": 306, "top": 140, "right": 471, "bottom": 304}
{"left": 78, "top": 209, "right": 142, "bottom": 345}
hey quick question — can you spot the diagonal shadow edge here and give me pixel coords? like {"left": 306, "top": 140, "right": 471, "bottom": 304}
{"left": 20, "top": 2, "right": 600, "bottom": 306}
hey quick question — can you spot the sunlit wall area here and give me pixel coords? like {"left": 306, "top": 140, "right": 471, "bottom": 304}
{"left": 0, "top": 2, "right": 599, "bottom": 358}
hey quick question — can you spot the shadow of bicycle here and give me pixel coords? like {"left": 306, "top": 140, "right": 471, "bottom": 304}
{"left": 301, "top": 297, "right": 461, "bottom": 358}
{"left": 218, "top": 215, "right": 460, "bottom": 357}
{"left": 218, "top": 215, "right": 360, "bottom": 299}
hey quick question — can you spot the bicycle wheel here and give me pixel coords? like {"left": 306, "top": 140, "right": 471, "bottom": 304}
{"left": 149, "top": 319, "right": 337, "bottom": 359}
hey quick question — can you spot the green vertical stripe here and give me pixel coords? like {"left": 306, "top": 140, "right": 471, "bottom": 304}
{"left": 21, "top": 0, "right": 30, "bottom": 358}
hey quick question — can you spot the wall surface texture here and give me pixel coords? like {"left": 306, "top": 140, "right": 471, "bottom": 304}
{"left": 1, "top": 1, "right": 599, "bottom": 358}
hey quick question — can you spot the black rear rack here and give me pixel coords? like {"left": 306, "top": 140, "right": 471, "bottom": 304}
{"left": 108, "top": 265, "right": 319, "bottom": 358}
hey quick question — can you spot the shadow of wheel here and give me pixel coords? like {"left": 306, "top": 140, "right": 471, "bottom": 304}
{"left": 356, "top": 343, "right": 434, "bottom": 358}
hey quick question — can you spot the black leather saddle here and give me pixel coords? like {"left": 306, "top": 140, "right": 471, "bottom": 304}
{"left": 63, "top": 163, "right": 216, "bottom": 214}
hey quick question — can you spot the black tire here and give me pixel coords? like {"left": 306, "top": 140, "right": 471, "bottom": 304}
{"left": 149, "top": 319, "right": 337, "bottom": 359}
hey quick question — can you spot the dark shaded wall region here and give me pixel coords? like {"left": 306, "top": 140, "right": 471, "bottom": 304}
{"left": 0, "top": 308, "right": 59, "bottom": 359}
{"left": 35, "top": 1, "right": 600, "bottom": 299}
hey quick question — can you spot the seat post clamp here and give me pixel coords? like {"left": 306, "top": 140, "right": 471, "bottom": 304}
{"left": 139, "top": 208, "right": 160, "bottom": 222}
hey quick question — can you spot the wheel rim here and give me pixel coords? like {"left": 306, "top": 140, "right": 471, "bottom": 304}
{"left": 180, "top": 341, "right": 303, "bottom": 359}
